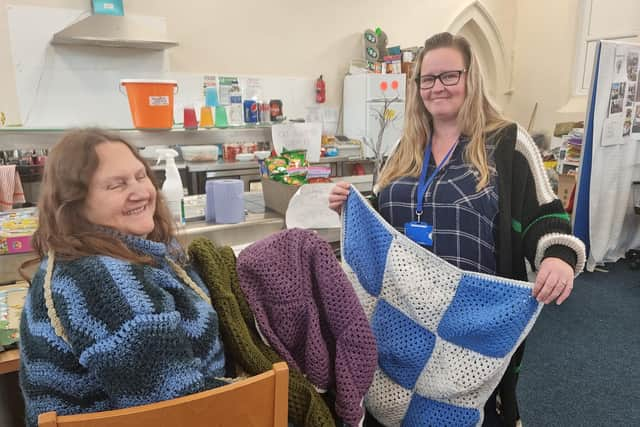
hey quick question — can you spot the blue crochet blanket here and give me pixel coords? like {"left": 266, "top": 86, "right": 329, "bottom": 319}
{"left": 341, "top": 188, "right": 542, "bottom": 427}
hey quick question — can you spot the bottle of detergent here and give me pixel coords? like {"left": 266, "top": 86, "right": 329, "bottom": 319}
{"left": 316, "top": 75, "right": 326, "bottom": 103}
{"left": 156, "top": 149, "right": 184, "bottom": 224}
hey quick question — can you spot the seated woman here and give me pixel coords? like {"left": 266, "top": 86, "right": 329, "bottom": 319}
{"left": 19, "top": 129, "right": 225, "bottom": 426}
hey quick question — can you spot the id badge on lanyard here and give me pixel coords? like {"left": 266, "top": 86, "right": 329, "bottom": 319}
{"left": 404, "top": 137, "right": 457, "bottom": 247}
{"left": 405, "top": 220, "right": 434, "bottom": 246}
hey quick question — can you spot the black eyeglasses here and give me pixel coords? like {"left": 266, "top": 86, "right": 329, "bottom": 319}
{"left": 415, "top": 69, "right": 466, "bottom": 89}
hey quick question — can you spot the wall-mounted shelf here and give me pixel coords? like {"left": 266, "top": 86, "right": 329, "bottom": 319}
{"left": 0, "top": 126, "right": 273, "bottom": 150}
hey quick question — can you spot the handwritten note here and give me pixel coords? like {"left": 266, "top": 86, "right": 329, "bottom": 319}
{"left": 271, "top": 123, "right": 322, "bottom": 162}
{"left": 601, "top": 117, "right": 623, "bottom": 146}
{"left": 285, "top": 183, "right": 340, "bottom": 229}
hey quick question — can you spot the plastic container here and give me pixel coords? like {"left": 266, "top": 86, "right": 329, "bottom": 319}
{"left": 242, "top": 142, "right": 257, "bottom": 153}
{"left": 181, "top": 145, "right": 219, "bottom": 162}
{"left": 205, "top": 86, "right": 219, "bottom": 107}
{"left": 120, "top": 79, "right": 178, "bottom": 129}
{"left": 254, "top": 150, "right": 271, "bottom": 160}
{"left": 236, "top": 153, "right": 255, "bottom": 162}
{"left": 223, "top": 143, "right": 241, "bottom": 162}
{"left": 138, "top": 145, "right": 170, "bottom": 161}
{"left": 183, "top": 106, "right": 198, "bottom": 130}
{"left": 156, "top": 149, "right": 184, "bottom": 224}
{"left": 200, "top": 106, "right": 214, "bottom": 128}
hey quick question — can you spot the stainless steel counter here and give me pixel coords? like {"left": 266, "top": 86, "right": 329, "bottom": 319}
{"left": 0, "top": 211, "right": 284, "bottom": 285}
{"left": 0, "top": 174, "right": 373, "bottom": 283}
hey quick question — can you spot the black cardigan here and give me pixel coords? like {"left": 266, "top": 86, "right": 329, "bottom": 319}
{"left": 489, "top": 123, "right": 585, "bottom": 426}
{"left": 492, "top": 122, "right": 584, "bottom": 280}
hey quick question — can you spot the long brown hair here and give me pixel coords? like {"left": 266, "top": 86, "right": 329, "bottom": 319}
{"left": 20, "top": 129, "right": 177, "bottom": 278}
{"left": 376, "top": 32, "right": 509, "bottom": 192}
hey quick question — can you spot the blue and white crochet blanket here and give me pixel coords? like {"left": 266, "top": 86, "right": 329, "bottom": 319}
{"left": 341, "top": 188, "right": 543, "bottom": 427}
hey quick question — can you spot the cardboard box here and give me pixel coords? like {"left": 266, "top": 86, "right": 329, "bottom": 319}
{"left": 261, "top": 177, "right": 300, "bottom": 215}
{"left": 557, "top": 174, "right": 576, "bottom": 209}
{"left": 0, "top": 208, "right": 37, "bottom": 255}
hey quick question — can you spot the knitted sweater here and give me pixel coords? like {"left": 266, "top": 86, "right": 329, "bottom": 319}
{"left": 188, "top": 237, "right": 336, "bottom": 427}
{"left": 19, "top": 234, "right": 225, "bottom": 427}
{"left": 236, "top": 229, "right": 378, "bottom": 427}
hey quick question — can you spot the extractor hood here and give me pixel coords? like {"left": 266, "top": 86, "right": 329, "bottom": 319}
{"left": 51, "top": 14, "right": 178, "bottom": 50}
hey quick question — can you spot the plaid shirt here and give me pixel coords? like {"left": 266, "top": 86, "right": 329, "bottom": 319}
{"left": 378, "top": 137, "right": 499, "bottom": 274}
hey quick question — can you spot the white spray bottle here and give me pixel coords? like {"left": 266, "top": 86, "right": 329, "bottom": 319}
{"left": 156, "top": 148, "right": 184, "bottom": 224}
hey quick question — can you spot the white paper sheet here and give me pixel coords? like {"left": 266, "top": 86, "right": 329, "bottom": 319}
{"left": 285, "top": 183, "right": 340, "bottom": 229}
{"left": 271, "top": 122, "right": 322, "bottom": 162}
{"left": 601, "top": 116, "right": 624, "bottom": 146}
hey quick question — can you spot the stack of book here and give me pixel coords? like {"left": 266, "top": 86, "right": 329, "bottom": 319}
{"left": 0, "top": 281, "right": 28, "bottom": 352}
{"left": 564, "top": 128, "right": 583, "bottom": 167}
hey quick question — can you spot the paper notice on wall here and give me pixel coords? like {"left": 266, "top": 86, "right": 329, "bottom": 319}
{"left": 623, "top": 108, "right": 633, "bottom": 138}
{"left": 626, "top": 51, "right": 639, "bottom": 82}
{"left": 608, "top": 82, "right": 625, "bottom": 117}
{"left": 271, "top": 122, "right": 322, "bottom": 162}
{"left": 244, "top": 78, "right": 263, "bottom": 100}
{"left": 218, "top": 76, "right": 239, "bottom": 106}
{"left": 602, "top": 116, "right": 623, "bottom": 146}
{"left": 632, "top": 103, "right": 640, "bottom": 138}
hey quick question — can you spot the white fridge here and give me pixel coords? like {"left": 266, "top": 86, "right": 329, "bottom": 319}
{"left": 343, "top": 73, "right": 406, "bottom": 158}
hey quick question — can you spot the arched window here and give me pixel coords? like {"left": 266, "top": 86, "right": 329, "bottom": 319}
{"left": 448, "top": 1, "right": 510, "bottom": 104}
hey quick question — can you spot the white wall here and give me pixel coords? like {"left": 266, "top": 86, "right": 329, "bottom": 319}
{"left": 2, "top": 0, "right": 601, "bottom": 139}
{"left": 504, "top": 0, "right": 585, "bottom": 135}
{"left": 0, "top": 0, "right": 21, "bottom": 125}
{"left": 1, "top": 0, "right": 517, "bottom": 127}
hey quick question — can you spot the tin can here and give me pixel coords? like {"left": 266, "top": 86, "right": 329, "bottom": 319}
{"left": 223, "top": 143, "right": 241, "bottom": 162}
{"left": 258, "top": 102, "right": 270, "bottom": 123}
{"left": 243, "top": 100, "right": 258, "bottom": 123}
{"left": 270, "top": 99, "right": 283, "bottom": 122}
{"left": 242, "top": 142, "right": 257, "bottom": 153}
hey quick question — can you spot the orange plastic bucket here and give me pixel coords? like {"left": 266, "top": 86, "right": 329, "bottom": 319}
{"left": 120, "top": 79, "right": 178, "bottom": 129}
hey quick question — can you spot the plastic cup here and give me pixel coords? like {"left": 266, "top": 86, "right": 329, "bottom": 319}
{"left": 200, "top": 106, "right": 214, "bottom": 128}
{"left": 215, "top": 106, "right": 228, "bottom": 128}
{"left": 183, "top": 107, "right": 198, "bottom": 129}
{"left": 205, "top": 87, "right": 219, "bottom": 107}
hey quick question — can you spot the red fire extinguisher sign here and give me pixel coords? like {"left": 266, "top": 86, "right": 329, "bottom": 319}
{"left": 316, "top": 75, "right": 326, "bottom": 103}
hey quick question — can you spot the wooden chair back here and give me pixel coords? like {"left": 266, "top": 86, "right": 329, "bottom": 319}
{"left": 38, "top": 362, "right": 288, "bottom": 427}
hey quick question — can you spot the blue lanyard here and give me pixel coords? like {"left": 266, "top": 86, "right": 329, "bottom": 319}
{"left": 415, "top": 136, "right": 458, "bottom": 222}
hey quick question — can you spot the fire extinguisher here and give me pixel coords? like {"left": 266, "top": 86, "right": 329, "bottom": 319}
{"left": 316, "top": 75, "right": 326, "bottom": 103}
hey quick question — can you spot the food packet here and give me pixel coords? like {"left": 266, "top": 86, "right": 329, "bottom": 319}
{"left": 265, "top": 157, "right": 288, "bottom": 176}
{"left": 283, "top": 174, "right": 307, "bottom": 185}
{"left": 281, "top": 149, "right": 307, "bottom": 168}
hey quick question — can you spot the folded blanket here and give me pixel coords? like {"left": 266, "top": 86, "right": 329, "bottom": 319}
{"left": 237, "top": 229, "right": 377, "bottom": 427}
{"left": 0, "top": 165, "right": 25, "bottom": 211}
{"left": 188, "top": 238, "right": 336, "bottom": 427}
{"left": 341, "top": 188, "right": 543, "bottom": 427}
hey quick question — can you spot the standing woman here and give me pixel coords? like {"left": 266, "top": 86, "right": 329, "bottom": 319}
{"left": 330, "top": 32, "right": 585, "bottom": 426}
{"left": 19, "top": 129, "right": 225, "bottom": 426}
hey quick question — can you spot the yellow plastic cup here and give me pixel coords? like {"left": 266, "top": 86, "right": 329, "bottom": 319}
{"left": 200, "top": 106, "right": 214, "bottom": 128}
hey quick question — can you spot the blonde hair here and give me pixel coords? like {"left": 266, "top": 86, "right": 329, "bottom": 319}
{"left": 376, "top": 32, "right": 509, "bottom": 192}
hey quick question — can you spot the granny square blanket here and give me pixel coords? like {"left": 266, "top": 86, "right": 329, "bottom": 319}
{"left": 341, "top": 188, "right": 543, "bottom": 427}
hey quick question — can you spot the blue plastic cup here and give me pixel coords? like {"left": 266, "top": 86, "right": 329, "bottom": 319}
{"left": 205, "top": 87, "right": 219, "bottom": 107}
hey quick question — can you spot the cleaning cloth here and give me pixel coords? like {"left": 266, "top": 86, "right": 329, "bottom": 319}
{"left": 0, "top": 165, "right": 25, "bottom": 212}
